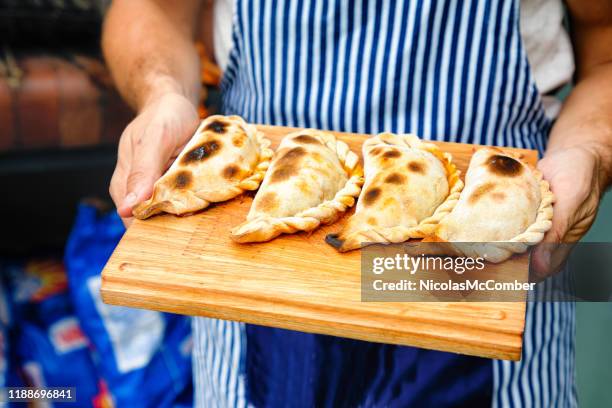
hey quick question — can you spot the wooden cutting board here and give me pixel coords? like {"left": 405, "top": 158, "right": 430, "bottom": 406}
{"left": 101, "top": 125, "right": 537, "bottom": 361}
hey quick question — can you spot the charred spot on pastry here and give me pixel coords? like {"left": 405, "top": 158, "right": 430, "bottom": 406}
{"left": 407, "top": 161, "right": 426, "bottom": 174}
{"left": 384, "top": 173, "right": 406, "bottom": 184}
{"left": 363, "top": 187, "right": 382, "bottom": 206}
{"left": 370, "top": 147, "right": 383, "bottom": 156}
{"left": 382, "top": 150, "right": 401, "bottom": 159}
{"left": 269, "top": 147, "right": 307, "bottom": 182}
{"left": 269, "top": 165, "right": 298, "bottom": 182}
{"left": 293, "top": 134, "right": 321, "bottom": 144}
{"left": 487, "top": 154, "right": 523, "bottom": 176}
{"left": 174, "top": 170, "right": 192, "bottom": 189}
{"left": 204, "top": 120, "right": 229, "bottom": 134}
{"left": 325, "top": 233, "right": 344, "bottom": 249}
{"left": 254, "top": 191, "right": 279, "bottom": 212}
{"left": 223, "top": 164, "right": 242, "bottom": 179}
{"left": 232, "top": 131, "right": 247, "bottom": 147}
{"left": 309, "top": 151, "right": 325, "bottom": 165}
{"left": 277, "top": 146, "right": 307, "bottom": 163}
{"left": 182, "top": 140, "right": 222, "bottom": 164}
{"left": 468, "top": 182, "right": 496, "bottom": 203}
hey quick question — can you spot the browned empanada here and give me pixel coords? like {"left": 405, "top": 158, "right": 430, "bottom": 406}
{"left": 416, "top": 147, "right": 554, "bottom": 262}
{"left": 325, "top": 133, "right": 463, "bottom": 251}
{"left": 230, "top": 130, "right": 363, "bottom": 243}
{"left": 133, "top": 115, "right": 272, "bottom": 219}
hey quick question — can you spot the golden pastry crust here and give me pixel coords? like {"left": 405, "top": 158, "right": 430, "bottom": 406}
{"left": 133, "top": 115, "right": 273, "bottom": 219}
{"left": 326, "top": 133, "right": 464, "bottom": 252}
{"left": 418, "top": 148, "right": 555, "bottom": 263}
{"left": 230, "top": 130, "right": 363, "bottom": 243}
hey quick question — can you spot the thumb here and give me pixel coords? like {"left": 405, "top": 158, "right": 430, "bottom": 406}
{"left": 118, "top": 143, "right": 167, "bottom": 218}
{"left": 530, "top": 207, "right": 570, "bottom": 280}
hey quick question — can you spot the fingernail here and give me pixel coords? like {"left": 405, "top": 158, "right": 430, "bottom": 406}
{"left": 124, "top": 192, "right": 137, "bottom": 207}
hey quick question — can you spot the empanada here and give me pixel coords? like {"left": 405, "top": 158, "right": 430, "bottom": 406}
{"left": 413, "top": 147, "right": 554, "bottom": 262}
{"left": 133, "top": 115, "right": 273, "bottom": 219}
{"left": 230, "top": 130, "right": 363, "bottom": 243}
{"left": 326, "top": 133, "right": 464, "bottom": 252}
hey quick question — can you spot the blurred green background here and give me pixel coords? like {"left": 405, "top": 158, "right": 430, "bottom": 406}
{"left": 577, "top": 192, "right": 612, "bottom": 407}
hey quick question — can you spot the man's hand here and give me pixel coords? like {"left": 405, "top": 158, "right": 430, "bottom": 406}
{"left": 530, "top": 0, "right": 612, "bottom": 279}
{"left": 531, "top": 145, "right": 605, "bottom": 278}
{"left": 109, "top": 93, "right": 200, "bottom": 226}
{"left": 102, "top": 0, "right": 202, "bottom": 225}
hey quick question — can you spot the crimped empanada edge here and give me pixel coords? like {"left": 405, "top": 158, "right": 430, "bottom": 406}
{"left": 421, "top": 152, "right": 555, "bottom": 263}
{"left": 133, "top": 116, "right": 272, "bottom": 219}
{"left": 230, "top": 131, "right": 364, "bottom": 243}
{"left": 506, "top": 166, "right": 555, "bottom": 244}
{"left": 404, "top": 141, "right": 464, "bottom": 238}
{"left": 326, "top": 133, "right": 464, "bottom": 252}
{"left": 236, "top": 124, "right": 274, "bottom": 191}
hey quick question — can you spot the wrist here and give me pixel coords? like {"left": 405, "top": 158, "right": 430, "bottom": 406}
{"left": 140, "top": 75, "right": 198, "bottom": 112}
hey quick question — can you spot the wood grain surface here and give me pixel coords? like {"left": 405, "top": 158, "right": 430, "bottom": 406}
{"left": 101, "top": 125, "right": 538, "bottom": 361}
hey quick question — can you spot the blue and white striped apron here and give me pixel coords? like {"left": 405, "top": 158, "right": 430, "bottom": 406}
{"left": 194, "top": 0, "right": 577, "bottom": 406}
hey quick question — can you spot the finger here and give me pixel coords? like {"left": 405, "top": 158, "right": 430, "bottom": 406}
{"left": 109, "top": 161, "right": 135, "bottom": 227}
{"left": 118, "top": 167, "right": 160, "bottom": 218}
{"left": 120, "top": 215, "right": 134, "bottom": 228}
{"left": 530, "top": 169, "right": 577, "bottom": 276}
{"left": 530, "top": 243, "right": 556, "bottom": 281}
{"left": 110, "top": 124, "right": 134, "bottom": 213}
{"left": 109, "top": 163, "right": 127, "bottom": 211}
{"left": 530, "top": 200, "right": 577, "bottom": 280}
{"left": 549, "top": 242, "right": 575, "bottom": 275}
{"left": 119, "top": 132, "right": 169, "bottom": 217}
{"left": 530, "top": 212, "right": 566, "bottom": 280}
{"left": 531, "top": 241, "right": 575, "bottom": 281}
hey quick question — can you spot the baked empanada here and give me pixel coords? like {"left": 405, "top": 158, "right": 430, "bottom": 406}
{"left": 133, "top": 115, "right": 273, "bottom": 219}
{"left": 230, "top": 130, "right": 363, "bottom": 243}
{"left": 413, "top": 147, "right": 554, "bottom": 262}
{"left": 326, "top": 133, "right": 463, "bottom": 252}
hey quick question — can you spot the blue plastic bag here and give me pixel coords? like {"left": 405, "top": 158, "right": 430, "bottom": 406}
{"left": 64, "top": 203, "right": 193, "bottom": 408}
{"left": 2, "top": 257, "right": 104, "bottom": 407}
{"left": 0, "top": 278, "right": 10, "bottom": 404}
